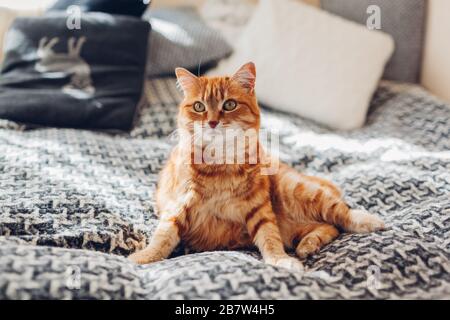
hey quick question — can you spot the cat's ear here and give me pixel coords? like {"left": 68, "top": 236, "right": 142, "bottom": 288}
{"left": 175, "top": 67, "right": 199, "bottom": 95}
{"left": 231, "top": 62, "right": 256, "bottom": 93}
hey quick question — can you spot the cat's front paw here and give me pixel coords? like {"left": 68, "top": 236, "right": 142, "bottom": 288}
{"left": 296, "top": 236, "right": 322, "bottom": 259}
{"left": 266, "top": 256, "right": 304, "bottom": 272}
{"left": 128, "top": 250, "right": 162, "bottom": 265}
{"left": 347, "top": 209, "right": 386, "bottom": 233}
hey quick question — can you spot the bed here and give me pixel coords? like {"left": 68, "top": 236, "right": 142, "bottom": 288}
{"left": 0, "top": 77, "right": 449, "bottom": 299}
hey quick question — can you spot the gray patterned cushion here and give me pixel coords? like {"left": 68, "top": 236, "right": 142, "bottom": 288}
{"left": 321, "top": 0, "right": 426, "bottom": 83}
{"left": 1, "top": 78, "right": 450, "bottom": 299}
{"left": 144, "top": 7, "right": 233, "bottom": 77}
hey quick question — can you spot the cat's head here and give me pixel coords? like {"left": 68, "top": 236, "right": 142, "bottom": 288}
{"left": 175, "top": 62, "right": 259, "bottom": 136}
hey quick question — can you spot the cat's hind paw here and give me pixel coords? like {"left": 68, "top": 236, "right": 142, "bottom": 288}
{"left": 346, "top": 209, "right": 386, "bottom": 233}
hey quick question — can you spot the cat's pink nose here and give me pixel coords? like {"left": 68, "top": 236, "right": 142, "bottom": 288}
{"left": 208, "top": 121, "right": 219, "bottom": 128}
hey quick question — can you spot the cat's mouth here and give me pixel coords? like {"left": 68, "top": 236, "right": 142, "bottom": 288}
{"left": 202, "top": 127, "right": 223, "bottom": 139}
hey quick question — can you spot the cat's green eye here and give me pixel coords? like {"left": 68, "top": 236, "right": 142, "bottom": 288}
{"left": 193, "top": 102, "right": 206, "bottom": 113}
{"left": 223, "top": 99, "right": 237, "bottom": 111}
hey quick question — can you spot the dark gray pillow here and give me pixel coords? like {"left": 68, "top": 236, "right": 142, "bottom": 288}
{"left": 144, "top": 7, "right": 232, "bottom": 77}
{"left": 321, "top": 0, "right": 426, "bottom": 83}
{"left": 0, "top": 13, "right": 150, "bottom": 130}
{"left": 48, "top": 0, "right": 149, "bottom": 17}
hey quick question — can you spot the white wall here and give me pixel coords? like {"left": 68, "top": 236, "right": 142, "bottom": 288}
{"left": 1, "top": 0, "right": 448, "bottom": 104}
{"left": 421, "top": 0, "right": 450, "bottom": 104}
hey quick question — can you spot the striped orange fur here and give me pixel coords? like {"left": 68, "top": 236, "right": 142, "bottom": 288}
{"left": 129, "top": 62, "right": 385, "bottom": 270}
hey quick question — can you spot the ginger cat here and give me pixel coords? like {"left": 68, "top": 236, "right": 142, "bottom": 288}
{"left": 129, "top": 62, "right": 385, "bottom": 270}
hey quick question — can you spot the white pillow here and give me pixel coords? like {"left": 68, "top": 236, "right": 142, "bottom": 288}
{"left": 200, "top": 0, "right": 257, "bottom": 45}
{"left": 200, "top": 0, "right": 319, "bottom": 47}
{"left": 210, "top": 0, "right": 395, "bottom": 130}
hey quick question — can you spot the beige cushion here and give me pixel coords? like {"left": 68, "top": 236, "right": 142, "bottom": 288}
{"left": 0, "top": 7, "right": 43, "bottom": 64}
{"left": 152, "top": 0, "right": 319, "bottom": 8}
{"left": 421, "top": 0, "right": 450, "bottom": 104}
